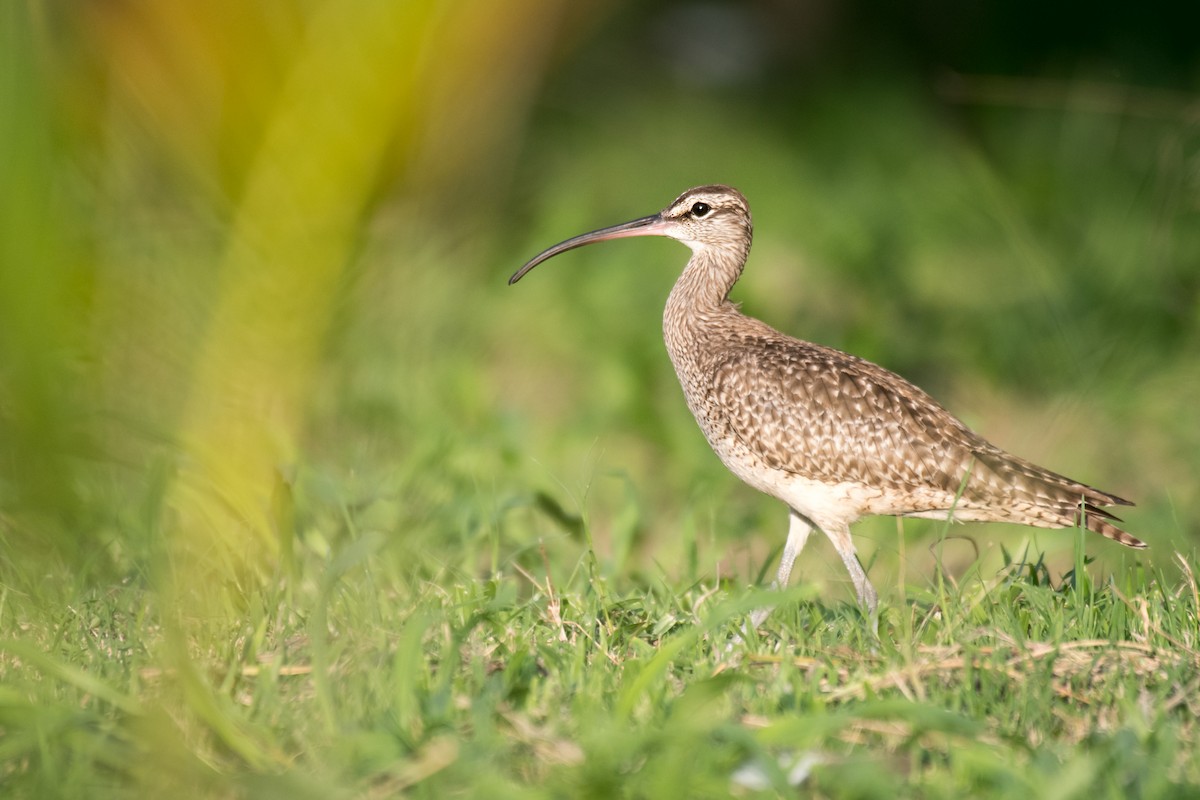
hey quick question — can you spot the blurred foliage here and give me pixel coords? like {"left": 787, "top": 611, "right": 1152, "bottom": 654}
{"left": 0, "top": 0, "right": 1193, "bottom": 614}
{"left": 0, "top": 0, "right": 1192, "bottom": 603}
{"left": 0, "top": 0, "right": 587, "bottom": 594}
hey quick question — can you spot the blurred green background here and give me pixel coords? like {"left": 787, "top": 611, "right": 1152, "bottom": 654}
{"left": 2, "top": 0, "right": 1199, "bottom": 794}
{"left": 2, "top": 0, "right": 1195, "bottom": 595}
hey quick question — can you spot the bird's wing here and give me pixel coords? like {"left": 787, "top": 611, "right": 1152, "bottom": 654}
{"left": 710, "top": 336, "right": 975, "bottom": 495}
{"left": 709, "top": 333, "right": 1135, "bottom": 521}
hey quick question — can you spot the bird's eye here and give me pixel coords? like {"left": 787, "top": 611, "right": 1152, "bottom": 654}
{"left": 691, "top": 202, "right": 711, "bottom": 217}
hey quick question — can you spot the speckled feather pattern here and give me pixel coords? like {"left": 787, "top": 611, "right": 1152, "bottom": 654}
{"left": 657, "top": 186, "right": 1142, "bottom": 550}
{"left": 512, "top": 184, "right": 1143, "bottom": 624}
{"left": 698, "top": 317, "right": 1141, "bottom": 545}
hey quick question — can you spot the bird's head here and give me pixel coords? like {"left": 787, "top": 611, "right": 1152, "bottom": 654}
{"left": 508, "top": 185, "right": 753, "bottom": 285}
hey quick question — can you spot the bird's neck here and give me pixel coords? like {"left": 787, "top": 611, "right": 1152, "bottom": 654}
{"left": 668, "top": 245, "right": 748, "bottom": 310}
{"left": 663, "top": 245, "right": 748, "bottom": 370}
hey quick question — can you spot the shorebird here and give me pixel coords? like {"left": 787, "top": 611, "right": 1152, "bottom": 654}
{"left": 509, "top": 185, "right": 1143, "bottom": 629}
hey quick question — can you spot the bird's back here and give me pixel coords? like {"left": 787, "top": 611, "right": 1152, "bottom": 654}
{"left": 685, "top": 311, "right": 1142, "bottom": 547}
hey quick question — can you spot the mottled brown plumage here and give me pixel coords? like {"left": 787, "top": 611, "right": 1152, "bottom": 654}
{"left": 510, "top": 184, "right": 1143, "bottom": 628}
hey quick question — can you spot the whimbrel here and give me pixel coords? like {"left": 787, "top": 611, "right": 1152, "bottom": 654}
{"left": 509, "top": 185, "right": 1143, "bottom": 628}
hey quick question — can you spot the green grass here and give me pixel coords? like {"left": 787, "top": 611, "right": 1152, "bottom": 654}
{"left": 3, "top": 518, "right": 1198, "bottom": 798}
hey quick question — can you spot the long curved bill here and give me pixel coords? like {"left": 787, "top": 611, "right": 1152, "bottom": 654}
{"left": 508, "top": 213, "right": 672, "bottom": 285}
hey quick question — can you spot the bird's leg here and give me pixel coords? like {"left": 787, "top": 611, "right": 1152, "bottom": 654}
{"left": 775, "top": 509, "right": 814, "bottom": 589}
{"left": 824, "top": 522, "right": 879, "bottom": 635}
{"left": 745, "top": 510, "right": 813, "bottom": 630}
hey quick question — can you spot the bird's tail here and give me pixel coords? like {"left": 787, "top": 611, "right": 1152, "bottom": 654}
{"left": 1082, "top": 502, "right": 1146, "bottom": 549}
{"left": 971, "top": 447, "right": 1145, "bottom": 549}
